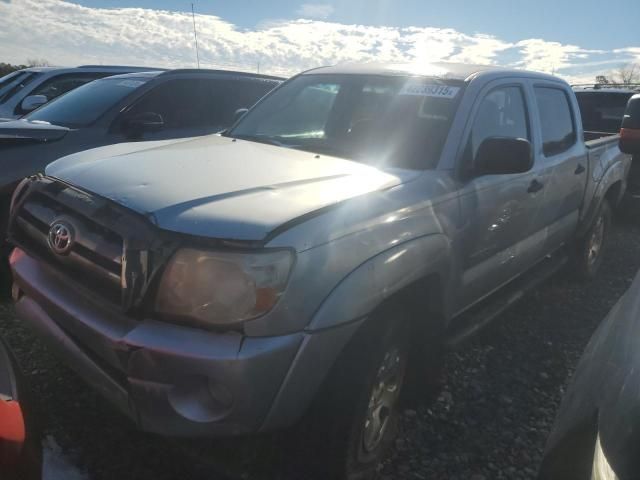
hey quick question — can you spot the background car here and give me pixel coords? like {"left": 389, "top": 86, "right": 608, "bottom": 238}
{"left": 539, "top": 104, "right": 640, "bottom": 480}
{"left": 0, "top": 68, "right": 282, "bottom": 294}
{"left": 0, "top": 65, "right": 165, "bottom": 120}
{"left": 572, "top": 84, "right": 639, "bottom": 135}
{"left": 538, "top": 270, "right": 640, "bottom": 480}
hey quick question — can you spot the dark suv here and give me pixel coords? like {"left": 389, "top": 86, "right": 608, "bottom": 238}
{"left": 0, "top": 69, "right": 283, "bottom": 289}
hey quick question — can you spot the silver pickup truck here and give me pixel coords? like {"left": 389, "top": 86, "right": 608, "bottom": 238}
{"left": 6, "top": 63, "right": 630, "bottom": 479}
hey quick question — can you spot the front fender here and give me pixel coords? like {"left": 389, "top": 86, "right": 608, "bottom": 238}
{"left": 260, "top": 234, "right": 454, "bottom": 431}
{"left": 308, "top": 233, "right": 453, "bottom": 331}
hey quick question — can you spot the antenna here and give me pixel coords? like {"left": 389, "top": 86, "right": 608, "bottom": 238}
{"left": 191, "top": 3, "right": 200, "bottom": 69}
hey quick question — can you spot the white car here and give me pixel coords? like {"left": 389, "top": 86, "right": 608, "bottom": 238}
{"left": 0, "top": 65, "right": 164, "bottom": 120}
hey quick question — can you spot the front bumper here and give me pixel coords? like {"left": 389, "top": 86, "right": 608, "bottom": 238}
{"left": 10, "top": 248, "right": 304, "bottom": 437}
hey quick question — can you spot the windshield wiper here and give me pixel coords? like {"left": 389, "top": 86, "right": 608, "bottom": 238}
{"left": 289, "top": 143, "right": 351, "bottom": 158}
{"left": 229, "top": 133, "right": 291, "bottom": 148}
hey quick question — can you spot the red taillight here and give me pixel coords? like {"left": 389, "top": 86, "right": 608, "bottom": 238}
{"left": 0, "top": 399, "right": 26, "bottom": 467}
{"left": 620, "top": 128, "right": 640, "bottom": 155}
{"left": 621, "top": 127, "right": 640, "bottom": 141}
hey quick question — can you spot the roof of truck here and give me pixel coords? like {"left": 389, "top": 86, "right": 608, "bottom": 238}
{"left": 304, "top": 62, "right": 563, "bottom": 83}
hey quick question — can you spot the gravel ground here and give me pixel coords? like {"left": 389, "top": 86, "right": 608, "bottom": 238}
{"left": 1, "top": 222, "right": 640, "bottom": 480}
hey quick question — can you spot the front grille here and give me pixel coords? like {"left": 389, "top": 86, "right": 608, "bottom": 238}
{"left": 12, "top": 190, "right": 124, "bottom": 304}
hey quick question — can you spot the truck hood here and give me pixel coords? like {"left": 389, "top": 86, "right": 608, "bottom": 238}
{"left": 47, "top": 134, "right": 416, "bottom": 241}
{"left": 0, "top": 119, "right": 70, "bottom": 144}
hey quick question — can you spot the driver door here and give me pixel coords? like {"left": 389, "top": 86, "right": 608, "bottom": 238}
{"left": 455, "top": 82, "right": 546, "bottom": 311}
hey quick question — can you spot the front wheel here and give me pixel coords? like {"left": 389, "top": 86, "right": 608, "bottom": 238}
{"left": 573, "top": 199, "right": 612, "bottom": 281}
{"left": 293, "top": 308, "right": 410, "bottom": 480}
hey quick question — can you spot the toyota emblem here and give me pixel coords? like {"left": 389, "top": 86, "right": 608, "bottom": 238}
{"left": 48, "top": 221, "right": 75, "bottom": 256}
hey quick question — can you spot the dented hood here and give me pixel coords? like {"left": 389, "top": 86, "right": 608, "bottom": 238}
{"left": 46, "top": 134, "right": 412, "bottom": 241}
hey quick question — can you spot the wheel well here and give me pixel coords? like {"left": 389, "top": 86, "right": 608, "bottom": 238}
{"left": 353, "top": 274, "right": 446, "bottom": 396}
{"left": 605, "top": 180, "right": 623, "bottom": 208}
{"left": 341, "top": 273, "right": 445, "bottom": 352}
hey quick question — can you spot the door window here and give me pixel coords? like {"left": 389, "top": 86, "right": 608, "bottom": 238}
{"left": 0, "top": 72, "right": 42, "bottom": 104}
{"left": 470, "top": 86, "right": 530, "bottom": 159}
{"left": 123, "top": 79, "right": 213, "bottom": 132}
{"left": 202, "top": 78, "right": 280, "bottom": 129}
{"left": 534, "top": 87, "right": 577, "bottom": 156}
{"left": 14, "top": 72, "right": 106, "bottom": 114}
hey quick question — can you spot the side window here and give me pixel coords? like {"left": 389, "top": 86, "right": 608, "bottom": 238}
{"left": 534, "top": 87, "right": 576, "bottom": 156}
{"left": 203, "top": 79, "right": 278, "bottom": 129}
{"left": 256, "top": 83, "right": 340, "bottom": 138}
{"left": 469, "top": 86, "right": 529, "bottom": 160}
{"left": 15, "top": 73, "right": 104, "bottom": 114}
{"left": 124, "top": 79, "right": 210, "bottom": 131}
{"left": 0, "top": 72, "right": 41, "bottom": 104}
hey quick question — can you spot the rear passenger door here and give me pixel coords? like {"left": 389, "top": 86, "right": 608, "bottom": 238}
{"left": 456, "top": 81, "right": 546, "bottom": 310}
{"left": 530, "top": 83, "right": 585, "bottom": 255}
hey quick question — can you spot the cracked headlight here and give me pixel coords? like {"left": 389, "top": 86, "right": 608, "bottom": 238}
{"left": 155, "top": 248, "right": 294, "bottom": 328}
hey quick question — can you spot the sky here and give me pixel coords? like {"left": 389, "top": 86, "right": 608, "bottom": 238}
{"left": 1, "top": 0, "right": 639, "bottom": 82}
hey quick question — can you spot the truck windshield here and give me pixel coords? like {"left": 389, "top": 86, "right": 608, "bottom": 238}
{"left": 229, "top": 74, "right": 464, "bottom": 170}
{"left": 26, "top": 76, "right": 152, "bottom": 127}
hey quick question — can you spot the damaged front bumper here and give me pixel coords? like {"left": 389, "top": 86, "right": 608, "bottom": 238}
{"left": 10, "top": 248, "right": 303, "bottom": 437}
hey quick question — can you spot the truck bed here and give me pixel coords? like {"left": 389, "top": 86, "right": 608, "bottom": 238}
{"left": 584, "top": 131, "right": 619, "bottom": 145}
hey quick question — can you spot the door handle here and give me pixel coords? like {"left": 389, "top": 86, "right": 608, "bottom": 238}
{"left": 528, "top": 179, "right": 544, "bottom": 193}
{"left": 575, "top": 164, "right": 586, "bottom": 175}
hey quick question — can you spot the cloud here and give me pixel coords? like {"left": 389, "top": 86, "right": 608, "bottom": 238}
{"left": 0, "top": 0, "right": 637, "bottom": 82}
{"left": 297, "top": 3, "right": 334, "bottom": 20}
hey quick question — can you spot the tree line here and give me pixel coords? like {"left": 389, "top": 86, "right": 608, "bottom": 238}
{"left": 1, "top": 59, "right": 51, "bottom": 77}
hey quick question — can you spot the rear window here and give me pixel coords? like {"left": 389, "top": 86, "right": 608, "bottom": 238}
{"left": 534, "top": 87, "right": 577, "bottom": 156}
{"left": 575, "top": 91, "right": 634, "bottom": 134}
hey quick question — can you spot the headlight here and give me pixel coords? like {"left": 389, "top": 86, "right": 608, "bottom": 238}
{"left": 155, "top": 248, "right": 294, "bottom": 328}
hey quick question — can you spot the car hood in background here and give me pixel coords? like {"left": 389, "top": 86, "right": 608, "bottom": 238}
{"left": 47, "top": 135, "right": 416, "bottom": 241}
{"left": 0, "top": 119, "right": 70, "bottom": 144}
{"left": 540, "top": 271, "right": 640, "bottom": 479}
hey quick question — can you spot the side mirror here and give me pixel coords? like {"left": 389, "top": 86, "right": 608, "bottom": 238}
{"left": 233, "top": 108, "right": 249, "bottom": 123}
{"left": 620, "top": 94, "right": 640, "bottom": 155}
{"left": 20, "top": 95, "right": 48, "bottom": 113}
{"left": 475, "top": 137, "right": 533, "bottom": 176}
{"left": 123, "top": 112, "right": 164, "bottom": 139}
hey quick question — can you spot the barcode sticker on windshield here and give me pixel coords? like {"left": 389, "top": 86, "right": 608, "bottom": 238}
{"left": 117, "top": 80, "right": 145, "bottom": 88}
{"left": 400, "top": 84, "right": 460, "bottom": 98}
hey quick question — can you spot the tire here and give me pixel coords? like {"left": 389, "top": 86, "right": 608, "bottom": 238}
{"left": 291, "top": 306, "right": 411, "bottom": 480}
{"left": 573, "top": 199, "right": 612, "bottom": 281}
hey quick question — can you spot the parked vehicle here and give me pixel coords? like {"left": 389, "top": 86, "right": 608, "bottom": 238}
{"left": 0, "top": 69, "right": 282, "bottom": 293}
{"left": 621, "top": 94, "right": 640, "bottom": 204}
{"left": 0, "top": 65, "right": 165, "bottom": 120}
{"left": 6, "top": 63, "right": 631, "bottom": 479}
{"left": 573, "top": 85, "right": 639, "bottom": 209}
{"left": 0, "top": 338, "right": 41, "bottom": 480}
{"left": 538, "top": 272, "right": 640, "bottom": 479}
{"left": 572, "top": 84, "right": 639, "bottom": 135}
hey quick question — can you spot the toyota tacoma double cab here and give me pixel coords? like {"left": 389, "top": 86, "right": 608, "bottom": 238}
{"left": 6, "top": 63, "right": 630, "bottom": 479}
